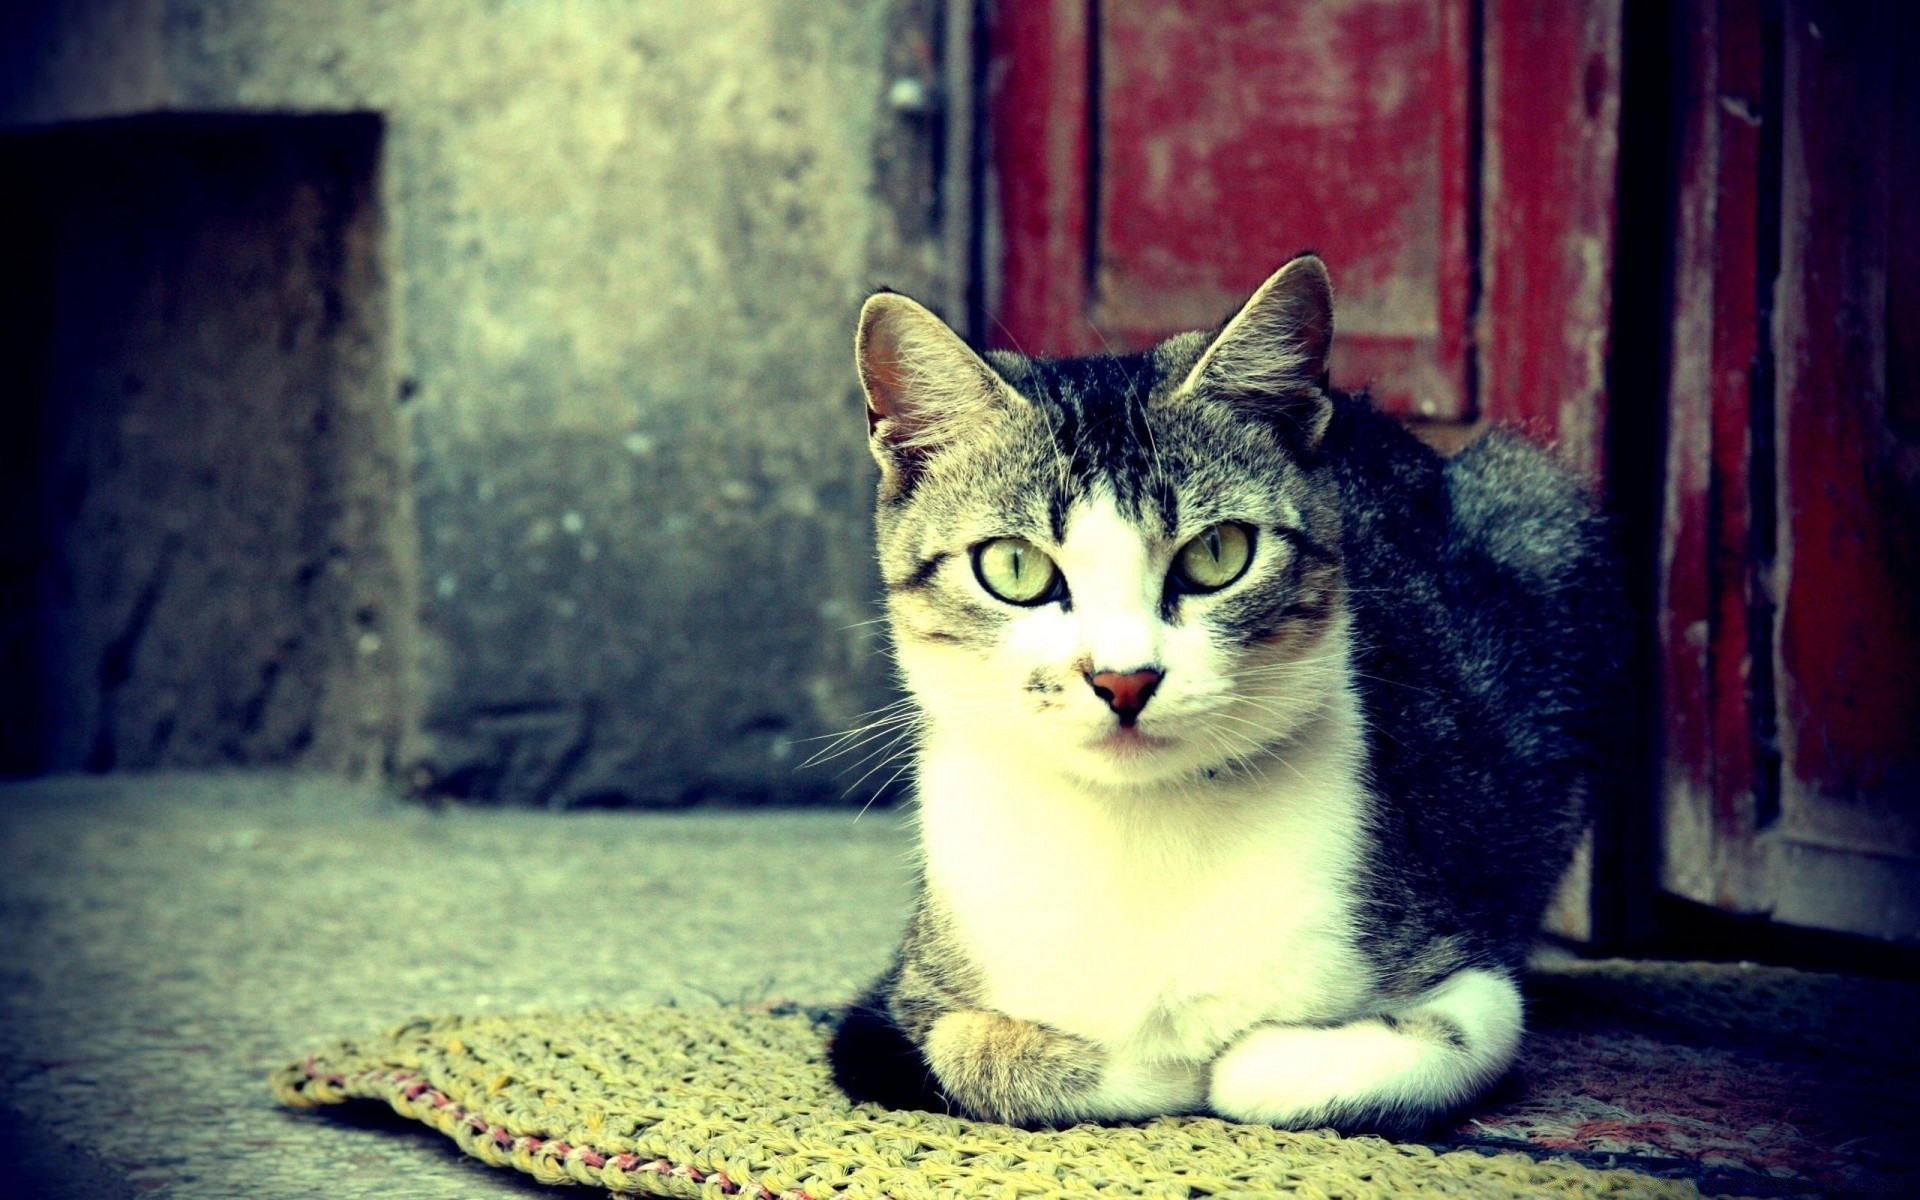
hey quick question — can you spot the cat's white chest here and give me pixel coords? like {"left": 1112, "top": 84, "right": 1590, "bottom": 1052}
{"left": 916, "top": 703, "right": 1376, "bottom": 1060}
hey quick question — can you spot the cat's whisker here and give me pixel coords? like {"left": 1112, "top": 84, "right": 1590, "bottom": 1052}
{"left": 801, "top": 705, "right": 917, "bottom": 747}
{"left": 852, "top": 757, "right": 923, "bottom": 823}
{"left": 797, "top": 711, "right": 923, "bottom": 766}
{"left": 798, "top": 711, "right": 922, "bottom": 768}
{"left": 1191, "top": 712, "right": 1316, "bottom": 785}
{"left": 1232, "top": 647, "right": 1350, "bottom": 669}
{"left": 987, "top": 312, "right": 1032, "bottom": 361}
{"left": 1226, "top": 663, "right": 1354, "bottom": 688}
{"left": 1085, "top": 318, "right": 1118, "bottom": 359}
{"left": 801, "top": 711, "right": 917, "bottom": 752}
{"left": 797, "top": 696, "right": 919, "bottom": 737}
{"left": 830, "top": 728, "right": 923, "bottom": 780}
{"left": 1346, "top": 670, "right": 1440, "bottom": 694}
{"left": 840, "top": 739, "right": 923, "bottom": 806}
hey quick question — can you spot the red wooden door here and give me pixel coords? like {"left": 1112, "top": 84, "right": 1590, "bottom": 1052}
{"left": 1660, "top": 0, "right": 1920, "bottom": 944}
{"left": 988, "top": 0, "right": 1621, "bottom": 473}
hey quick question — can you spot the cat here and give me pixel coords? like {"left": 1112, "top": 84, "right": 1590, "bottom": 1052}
{"left": 826, "top": 253, "right": 1626, "bottom": 1137}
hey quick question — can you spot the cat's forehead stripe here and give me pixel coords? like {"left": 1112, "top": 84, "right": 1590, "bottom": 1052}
{"left": 1012, "top": 350, "right": 1169, "bottom": 519}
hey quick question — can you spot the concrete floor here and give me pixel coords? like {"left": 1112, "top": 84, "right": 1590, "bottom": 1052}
{"left": 0, "top": 772, "right": 916, "bottom": 1199}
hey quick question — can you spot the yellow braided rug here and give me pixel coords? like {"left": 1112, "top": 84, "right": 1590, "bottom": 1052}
{"left": 273, "top": 960, "right": 1919, "bottom": 1199}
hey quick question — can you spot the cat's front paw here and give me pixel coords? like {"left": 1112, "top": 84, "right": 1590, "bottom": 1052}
{"left": 1210, "top": 970, "right": 1523, "bottom": 1136}
{"left": 924, "top": 1009, "right": 1107, "bottom": 1126}
{"left": 1207, "top": 1021, "right": 1426, "bottom": 1135}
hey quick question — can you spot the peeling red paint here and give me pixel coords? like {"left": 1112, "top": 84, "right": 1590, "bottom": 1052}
{"left": 988, "top": 0, "right": 1093, "bottom": 358}
{"left": 1477, "top": 0, "right": 1621, "bottom": 475}
{"left": 1772, "top": 1, "right": 1920, "bottom": 847}
{"left": 1659, "top": 0, "right": 1765, "bottom": 908}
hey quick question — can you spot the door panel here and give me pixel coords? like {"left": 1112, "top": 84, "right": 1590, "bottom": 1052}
{"left": 989, "top": 0, "right": 1618, "bottom": 458}
{"left": 1657, "top": 0, "right": 1768, "bottom": 914}
{"left": 1769, "top": 0, "right": 1920, "bottom": 936}
{"left": 1092, "top": 0, "right": 1474, "bottom": 419}
{"left": 1477, "top": 0, "right": 1621, "bottom": 476}
{"left": 1660, "top": 0, "right": 1920, "bottom": 944}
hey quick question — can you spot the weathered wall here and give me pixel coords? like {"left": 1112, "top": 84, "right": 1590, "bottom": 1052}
{"left": 2, "top": 0, "right": 939, "bottom": 803}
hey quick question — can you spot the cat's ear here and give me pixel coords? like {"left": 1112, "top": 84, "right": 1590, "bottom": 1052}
{"left": 856, "top": 291, "right": 1013, "bottom": 480}
{"left": 1176, "top": 254, "right": 1334, "bottom": 449}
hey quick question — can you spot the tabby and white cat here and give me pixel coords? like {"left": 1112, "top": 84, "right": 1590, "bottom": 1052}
{"left": 828, "top": 255, "right": 1625, "bottom": 1136}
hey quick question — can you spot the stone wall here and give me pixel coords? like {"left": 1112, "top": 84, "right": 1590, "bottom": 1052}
{"left": 1, "top": 0, "right": 948, "bottom": 803}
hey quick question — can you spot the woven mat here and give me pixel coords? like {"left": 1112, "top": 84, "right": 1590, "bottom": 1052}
{"left": 273, "top": 960, "right": 1920, "bottom": 1199}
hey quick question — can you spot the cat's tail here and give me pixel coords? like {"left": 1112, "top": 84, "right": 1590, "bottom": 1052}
{"left": 827, "top": 983, "right": 948, "bottom": 1114}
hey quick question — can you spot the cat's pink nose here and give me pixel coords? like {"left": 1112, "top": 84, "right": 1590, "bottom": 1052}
{"left": 1089, "top": 668, "right": 1162, "bottom": 725}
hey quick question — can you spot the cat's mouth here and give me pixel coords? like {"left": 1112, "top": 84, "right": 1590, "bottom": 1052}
{"left": 1087, "top": 725, "right": 1176, "bottom": 756}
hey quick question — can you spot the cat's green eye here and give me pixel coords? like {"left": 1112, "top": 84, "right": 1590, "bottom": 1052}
{"left": 972, "top": 537, "right": 1062, "bottom": 606}
{"left": 1172, "top": 522, "right": 1255, "bottom": 593}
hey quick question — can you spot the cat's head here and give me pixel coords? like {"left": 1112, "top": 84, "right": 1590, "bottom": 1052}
{"left": 856, "top": 255, "right": 1350, "bottom": 788}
